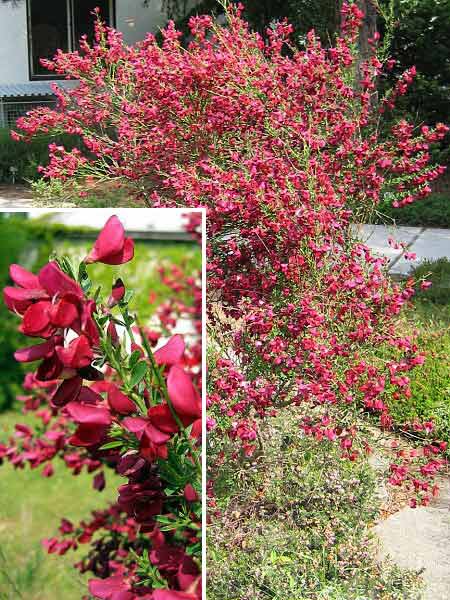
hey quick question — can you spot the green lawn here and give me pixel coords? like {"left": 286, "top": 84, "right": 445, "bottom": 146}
{"left": 0, "top": 410, "right": 121, "bottom": 600}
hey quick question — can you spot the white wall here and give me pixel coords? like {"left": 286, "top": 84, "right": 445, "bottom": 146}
{"left": 0, "top": 0, "right": 189, "bottom": 85}
{"left": 0, "top": 2, "right": 29, "bottom": 84}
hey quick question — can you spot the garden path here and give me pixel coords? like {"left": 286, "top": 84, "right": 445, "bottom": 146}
{"left": 357, "top": 224, "right": 450, "bottom": 275}
{"left": 375, "top": 476, "right": 450, "bottom": 599}
{"left": 0, "top": 184, "right": 34, "bottom": 208}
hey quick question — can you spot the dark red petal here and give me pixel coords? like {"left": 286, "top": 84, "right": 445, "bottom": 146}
{"left": 108, "top": 278, "right": 126, "bottom": 307}
{"left": 167, "top": 366, "right": 202, "bottom": 420}
{"left": 78, "top": 386, "right": 103, "bottom": 405}
{"left": 56, "top": 335, "right": 93, "bottom": 369}
{"left": 49, "top": 298, "right": 79, "bottom": 328}
{"left": 143, "top": 423, "right": 171, "bottom": 445}
{"left": 107, "top": 385, "right": 136, "bottom": 415}
{"left": 183, "top": 484, "right": 199, "bottom": 503}
{"left": 14, "top": 340, "right": 55, "bottom": 363}
{"left": 9, "top": 264, "right": 40, "bottom": 289}
{"left": 21, "top": 301, "right": 51, "bottom": 336}
{"left": 154, "top": 334, "right": 185, "bottom": 366}
{"left": 81, "top": 300, "right": 99, "bottom": 345}
{"left": 38, "top": 262, "right": 83, "bottom": 298}
{"left": 93, "top": 471, "right": 105, "bottom": 491}
{"left": 36, "top": 355, "right": 64, "bottom": 381}
{"left": 177, "top": 555, "right": 200, "bottom": 592}
{"left": 147, "top": 403, "right": 179, "bottom": 434}
{"left": 70, "top": 423, "right": 108, "bottom": 447}
{"left": 52, "top": 376, "right": 83, "bottom": 407}
{"left": 65, "top": 402, "right": 111, "bottom": 425}
{"left": 77, "top": 365, "right": 104, "bottom": 381}
{"left": 190, "top": 418, "right": 202, "bottom": 440}
{"left": 107, "top": 320, "right": 119, "bottom": 345}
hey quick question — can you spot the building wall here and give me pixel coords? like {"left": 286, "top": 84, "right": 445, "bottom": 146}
{"left": 0, "top": 0, "right": 171, "bottom": 85}
{"left": 0, "top": 2, "right": 29, "bottom": 84}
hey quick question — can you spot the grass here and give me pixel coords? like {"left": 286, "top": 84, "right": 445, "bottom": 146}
{"left": 386, "top": 296, "right": 450, "bottom": 452}
{"left": 30, "top": 179, "right": 149, "bottom": 208}
{"left": 0, "top": 410, "right": 121, "bottom": 600}
{"left": 207, "top": 412, "right": 423, "bottom": 600}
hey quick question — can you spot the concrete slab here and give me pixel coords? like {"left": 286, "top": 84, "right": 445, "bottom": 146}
{"left": 0, "top": 197, "right": 35, "bottom": 209}
{"left": 375, "top": 477, "right": 450, "bottom": 600}
{"left": 393, "top": 228, "right": 450, "bottom": 276}
{"left": 354, "top": 224, "right": 421, "bottom": 266}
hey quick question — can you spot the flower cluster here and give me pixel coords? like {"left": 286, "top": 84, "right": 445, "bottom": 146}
{"left": 0, "top": 214, "right": 202, "bottom": 599}
{"left": 13, "top": 3, "right": 448, "bottom": 505}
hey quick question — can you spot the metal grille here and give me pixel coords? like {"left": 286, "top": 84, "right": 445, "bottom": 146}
{"left": 0, "top": 100, "right": 56, "bottom": 129}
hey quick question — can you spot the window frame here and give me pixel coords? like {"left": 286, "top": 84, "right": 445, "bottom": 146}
{"left": 26, "top": 0, "right": 116, "bottom": 81}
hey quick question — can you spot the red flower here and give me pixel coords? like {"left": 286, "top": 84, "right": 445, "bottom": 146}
{"left": 117, "top": 476, "right": 164, "bottom": 523}
{"left": 52, "top": 376, "right": 83, "bottom": 407}
{"left": 167, "top": 366, "right": 201, "bottom": 422}
{"left": 183, "top": 484, "right": 199, "bottom": 502}
{"left": 14, "top": 339, "right": 56, "bottom": 363}
{"left": 56, "top": 335, "right": 94, "bottom": 369}
{"left": 107, "top": 384, "right": 136, "bottom": 415}
{"left": 88, "top": 576, "right": 131, "bottom": 600}
{"left": 122, "top": 416, "right": 172, "bottom": 461}
{"left": 154, "top": 334, "right": 185, "bottom": 366}
{"left": 38, "top": 261, "right": 83, "bottom": 299}
{"left": 85, "top": 216, "right": 134, "bottom": 265}
{"left": 108, "top": 278, "right": 126, "bottom": 307}
{"left": 65, "top": 401, "right": 112, "bottom": 447}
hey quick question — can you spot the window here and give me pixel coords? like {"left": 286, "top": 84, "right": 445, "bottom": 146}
{"left": 27, "top": 0, "right": 114, "bottom": 79}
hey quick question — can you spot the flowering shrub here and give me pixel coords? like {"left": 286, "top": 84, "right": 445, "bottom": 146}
{"left": 14, "top": 3, "right": 449, "bottom": 505}
{"left": 0, "top": 214, "right": 202, "bottom": 599}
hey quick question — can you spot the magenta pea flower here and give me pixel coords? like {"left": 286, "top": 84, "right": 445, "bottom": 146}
{"left": 88, "top": 576, "right": 132, "bottom": 600}
{"left": 154, "top": 334, "right": 185, "bottom": 366}
{"left": 108, "top": 278, "right": 126, "bottom": 307}
{"left": 107, "top": 384, "right": 136, "bottom": 415}
{"left": 167, "top": 366, "right": 201, "bottom": 422}
{"left": 85, "top": 215, "right": 134, "bottom": 265}
{"left": 65, "top": 401, "right": 112, "bottom": 447}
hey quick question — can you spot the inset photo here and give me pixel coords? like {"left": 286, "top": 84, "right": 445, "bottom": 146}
{"left": 0, "top": 209, "right": 204, "bottom": 600}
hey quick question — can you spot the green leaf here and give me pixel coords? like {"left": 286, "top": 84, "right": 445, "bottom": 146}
{"left": 129, "top": 361, "right": 148, "bottom": 388}
{"left": 99, "top": 440, "right": 123, "bottom": 450}
{"left": 128, "top": 350, "right": 141, "bottom": 370}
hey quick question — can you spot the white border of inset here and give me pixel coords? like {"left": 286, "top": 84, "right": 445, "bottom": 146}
{"left": 1, "top": 206, "right": 208, "bottom": 598}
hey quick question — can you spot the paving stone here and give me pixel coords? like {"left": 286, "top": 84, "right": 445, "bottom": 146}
{"left": 375, "top": 477, "right": 450, "bottom": 600}
{"left": 354, "top": 224, "right": 421, "bottom": 264}
{"left": 393, "top": 228, "right": 450, "bottom": 275}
